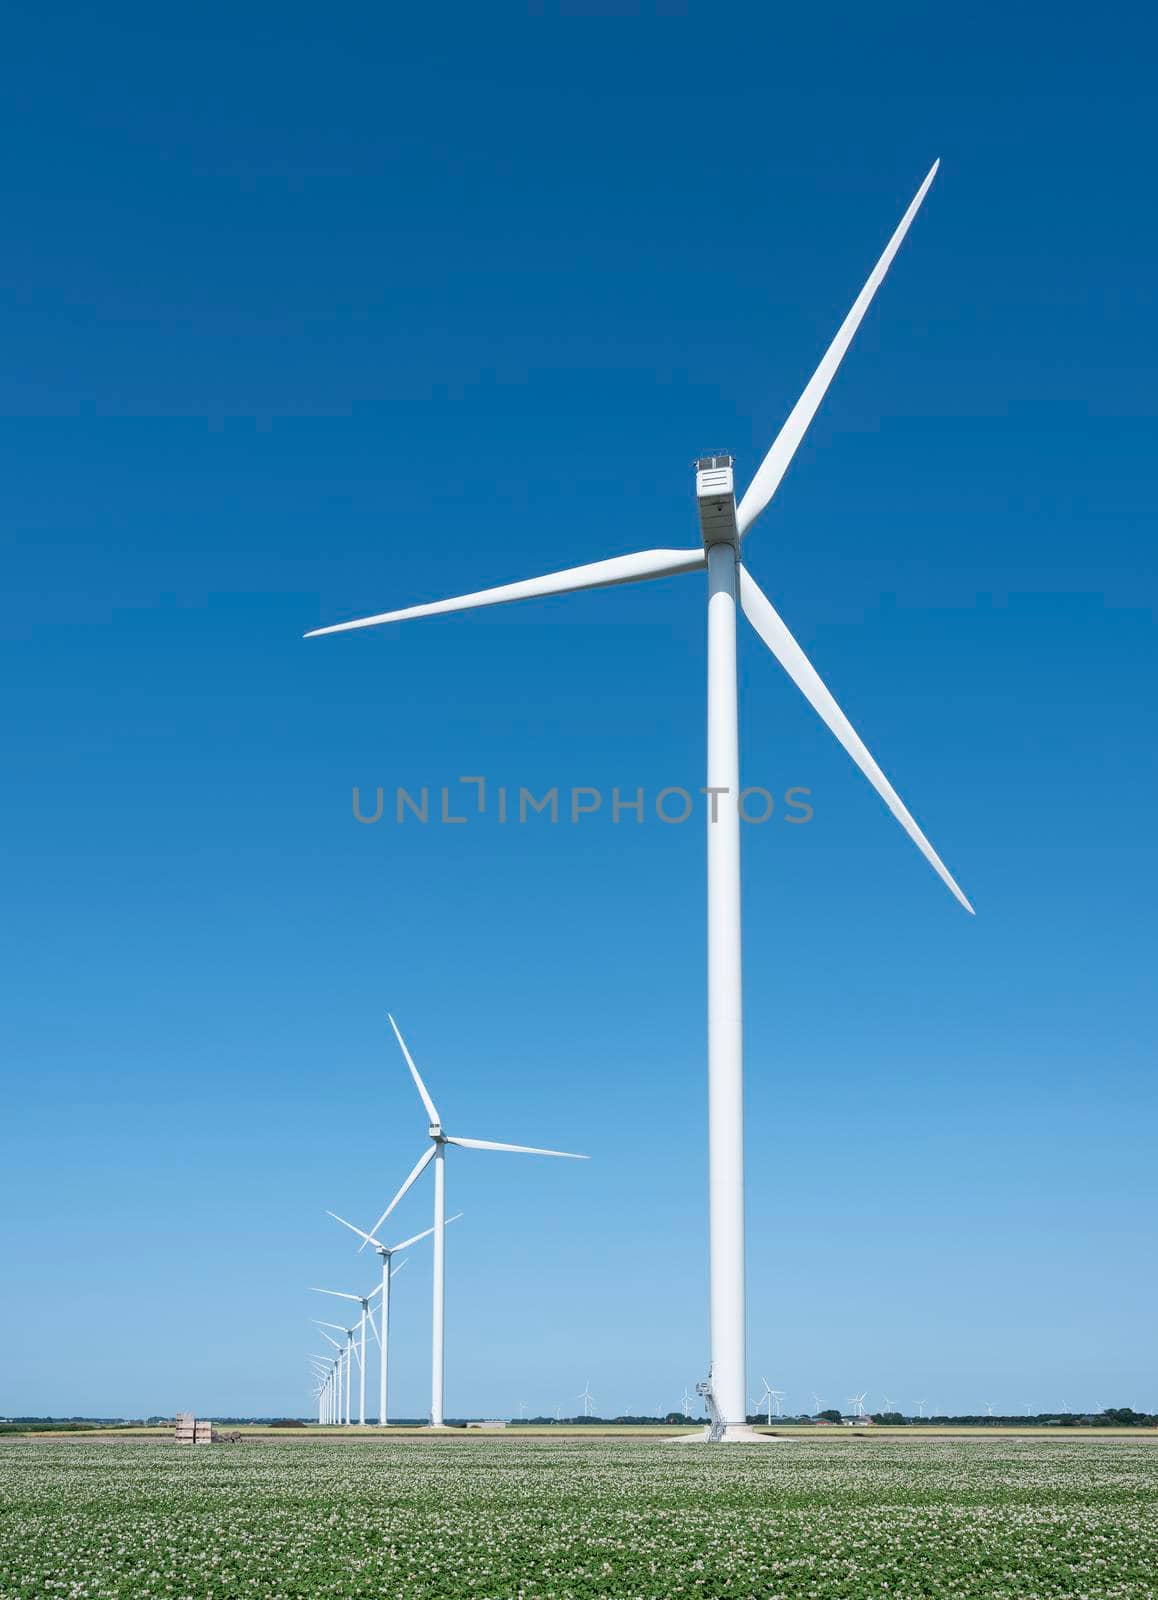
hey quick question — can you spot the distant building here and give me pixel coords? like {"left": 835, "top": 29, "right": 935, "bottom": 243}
{"left": 466, "top": 1419, "right": 508, "bottom": 1429}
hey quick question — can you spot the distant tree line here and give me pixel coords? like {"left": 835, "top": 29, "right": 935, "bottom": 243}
{"left": 865, "top": 1407, "right": 1156, "bottom": 1428}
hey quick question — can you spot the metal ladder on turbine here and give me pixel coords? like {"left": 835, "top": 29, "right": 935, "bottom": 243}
{"left": 696, "top": 1369, "right": 726, "bottom": 1443}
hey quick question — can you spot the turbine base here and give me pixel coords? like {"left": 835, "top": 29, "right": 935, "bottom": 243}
{"left": 668, "top": 1424, "right": 791, "bottom": 1445}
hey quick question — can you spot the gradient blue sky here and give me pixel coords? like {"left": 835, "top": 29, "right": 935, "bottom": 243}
{"left": 2, "top": 1, "right": 1155, "bottom": 1421}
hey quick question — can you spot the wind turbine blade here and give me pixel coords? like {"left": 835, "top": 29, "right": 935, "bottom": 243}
{"left": 326, "top": 1210, "right": 385, "bottom": 1250}
{"left": 390, "top": 1257, "right": 408, "bottom": 1277}
{"left": 387, "top": 1213, "right": 461, "bottom": 1254}
{"left": 305, "top": 549, "right": 707, "bottom": 638}
{"left": 367, "top": 1305, "right": 382, "bottom": 1350}
{"left": 736, "top": 162, "right": 940, "bottom": 539}
{"left": 309, "top": 1287, "right": 362, "bottom": 1302}
{"left": 315, "top": 1327, "right": 343, "bottom": 1348}
{"left": 362, "top": 1144, "right": 437, "bottom": 1249}
{"left": 739, "top": 566, "right": 972, "bottom": 913}
{"left": 388, "top": 1015, "right": 442, "bottom": 1126}
{"left": 445, "top": 1135, "right": 588, "bottom": 1159}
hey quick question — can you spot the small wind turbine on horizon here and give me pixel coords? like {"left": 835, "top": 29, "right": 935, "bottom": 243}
{"left": 578, "top": 1382, "right": 595, "bottom": 1418}
{"left": 306, "top": 162, "right": 972, "bottom": 1439}
{"left": 757, "top": 1378, "right": 774, "bottom": 1425}
{"left": 359, "top": 1015, "right": 587, "bottom": 1428}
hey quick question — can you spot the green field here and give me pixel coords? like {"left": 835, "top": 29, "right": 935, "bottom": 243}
{"left": 3, "top": 1435, "right": 1157, "bottom": 1597}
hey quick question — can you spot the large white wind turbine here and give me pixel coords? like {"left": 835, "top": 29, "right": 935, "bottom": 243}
{"left": 306, "top": 163, "right": 971, "bottom": 1439}
{"left": 327, "top": 1209, "right": 459, "bottom": 1425}
{"left": 360, "top": 1014, "right": 587, "bottom": 1427}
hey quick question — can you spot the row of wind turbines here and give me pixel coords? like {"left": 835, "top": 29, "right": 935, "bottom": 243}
{"left": 309, "top": 1016, "right": 586, "bottom": 1426}
{"left": 304, "top": 161, "right": 973, "bottom": 1439}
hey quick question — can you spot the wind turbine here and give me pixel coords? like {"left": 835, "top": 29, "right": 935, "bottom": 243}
{"left": 310, "top": 1284, "right": 382, "bottom": 1426}
{"left": 328, "top": 1208, "right": 456, "bottom": 1425}
{"left": 681, "top": 1385, "right": 695, "bottom": 1419}
{"left": 916, "top": 1398, "right": 928, "bottom": 1418}
{"left": 314, "top": 1319, "right": 359, "bottom": 1425}
{"left": 360, "top": 1015, "right": 587, "bottom": 1427}
{"left": 309, "top": 1356, "right": 335, "bottom": 1423}
{"left": 846, "top": 1392, "right": 867, "bottom": 1419}
{"left": 305, "top": 163, "right": 971, "bottom": 1439}
{"left": 811, "top": 1392, "right": 823, "bottom": 1416}
{"left": 578, "top": 1382, "right": 595, "bottom": 1418}
{"left": 313, "top": 1327, "right": 344, "bottom": 1423}
{"left": 757, "top": 1377, "right": 774, "bottom": 1425}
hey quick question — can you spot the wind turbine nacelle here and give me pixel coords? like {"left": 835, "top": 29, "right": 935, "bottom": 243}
{"left": 695, "top": 454, "right": 738, "bottom": 549}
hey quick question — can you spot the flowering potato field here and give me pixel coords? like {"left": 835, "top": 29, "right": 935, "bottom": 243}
{"left": 2, "top": 1436, "right": 1156, "bottom": 1599}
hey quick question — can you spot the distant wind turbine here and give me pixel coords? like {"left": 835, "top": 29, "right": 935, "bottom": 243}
{"left": 309, "top": 1283, "right": 382, "bottom": 1426}
{"left": 328, "top": 1209, "right": 457, "bottom": 1425}
{"left": 306, "top": 162, "right": 971, "bottom": 1438}
{"left": 578, "top": 1382, "right": 595, "bottom": 1418}
{"left": 314, "top": 1321, "right": 357, "bottom": 1426}
{"left": 361, "top": 1016, "right": 587, "bottom": 1427}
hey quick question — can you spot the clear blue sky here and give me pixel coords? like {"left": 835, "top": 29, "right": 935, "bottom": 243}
{"left": 2, "top": 1, "right": 1155, "bottom": 1421}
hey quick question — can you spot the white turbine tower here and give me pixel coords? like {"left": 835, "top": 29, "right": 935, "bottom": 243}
{"left": 306, "top": 163, "right": 972, "bottom": 1438}
{"left": 681, "top": 1386, "right": 695, "bottom": 1419}
{"left": 327, "top": 1209, "right": 456, "bottom": 1425}
{"left": 577, "top": 1382, "right": 595, "bottom": 1418}
{"left": 360, "top": 1015, "right": 587, "bottom": 1428}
